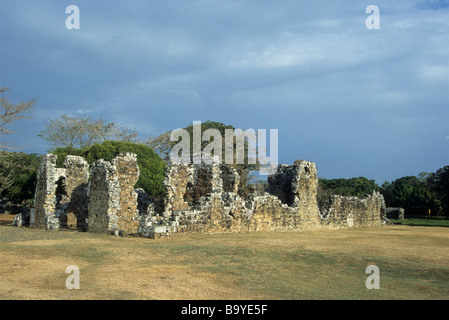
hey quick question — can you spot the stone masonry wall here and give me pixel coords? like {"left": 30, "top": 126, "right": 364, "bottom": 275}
{"left": 34, "top": 152, "right": 386, "bottom": 237}
{"left": 34, "top": 154, "right": 60, "bottom": 229}
{"left": 87, "top": 159, "right": 120, "bottom": 233}
{"left": 319, "top": 192, "right": 386, "bottom": 230}
{"left": 140, "top": 159, "right": 385, "bottom": 238}
{"left": 386, "top": 207, "right": 404, "bottom": 220}
{"left": 63, "top": 156, "right": 89, "bottom": 227}
{"left": 113, "top": 154, "right": 140, "bottom": 234}
{"left": 87, "top": 153, "right": 140, "bottom": 235}
{"left": 34, "top": 154, "right": 89, "bottom": 230}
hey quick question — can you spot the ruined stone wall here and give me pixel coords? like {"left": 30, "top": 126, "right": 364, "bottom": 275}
{"left": 163, "top": 164, "right": 194, "bottom": 213}
{"left": 34, "top": 154, "right": 89, "bottom": 230}
{"left": 87, "top": 153, "right": 140, "bottom": 235}
{"left": 87, "top": 159, "right": 119, "bottom": 233}
{"left": 113, "top": 154, "right": 140, "bottom": 234}
{"left": 319, "top": 192, "right": 386, "bottom": 229}
{"left": 34, "top": 154, "right": 60, "bottom": 229}
{"left": 141, "top": 159, "right": 385, "bottom": 238}
{"left": 267, "top": 160, "right": 321, "bottom": 230}
{"left": 34, "top": 153, "right": 138, "bottom": 234}
{"left": 386, "top": 207, "right": 404, "bottom": 220}
{"left": 34, "top": 152, "right": 386, "bottom": 237}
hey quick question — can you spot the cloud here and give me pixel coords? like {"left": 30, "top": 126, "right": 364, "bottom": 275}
{"left": 2, "top": 0, "right": 448, "bottom": 181}
{"left": 419, "top": 65, "right": 449, "bottom": 81}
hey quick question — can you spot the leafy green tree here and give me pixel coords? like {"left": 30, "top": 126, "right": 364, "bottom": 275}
{"left": 433, "top": 166, "right": 449, "bottom": 215}
{"left": 381, "top": 175, "right": 443, "bottom": 217}
{"left": 51, "top": 146, "right": 85, "bottom": 167}
{"left": 424, "top": 166, "right": 449, "bottom": 216}
{"left": 319, "top": 177, "right": 380, "bottom": 198}
{"left": 0, "top": 152, "right": 40, "bottom": 203}
{"left": 317, "top": 177, "right": 381, "bottom": 209}
{"left": 147, "top": 120, "right": 259, "bottom": 197}
{"left": 183, "top": 121, "right": 260, "bottom": 197}
{"left": 0, "top": 87, "right": 36, "bottom": 201}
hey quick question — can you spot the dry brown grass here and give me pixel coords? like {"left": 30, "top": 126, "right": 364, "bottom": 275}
{"left": 0, "top": 214, "right": 15, "bottom": 226}
{"left": 1, "top": 224, "right": 448, "bottom": 300}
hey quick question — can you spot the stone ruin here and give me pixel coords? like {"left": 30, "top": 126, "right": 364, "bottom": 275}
{"left": 34, "top": 154, "right": 89, "bottom": 230}
{"left": 386, "top": 207, "right": 405, "bottom": 220}
{"left": 33, "top": 153, "right": 388, "bottom": 238}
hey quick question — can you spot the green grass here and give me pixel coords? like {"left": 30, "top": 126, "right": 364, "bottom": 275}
{"left": 389, "top": 218, "right": 449, "bottom": 227}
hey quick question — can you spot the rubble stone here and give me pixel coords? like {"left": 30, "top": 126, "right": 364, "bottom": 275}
{"left": 386, "top": 207, "right": 405, "bottom": 220}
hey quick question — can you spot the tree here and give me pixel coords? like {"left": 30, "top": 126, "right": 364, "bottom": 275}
{"left": 0, "top": 152, "right": 40, "bottom": 202}
{"left": 425, "top": 166, "right": 449, "bottom": 216}
{"left": 146, "top": 131, "right": 172, "bottom": 163}
{"left": 0, "top": 87, "right": 36, "bottom": 150}
{"left": 147, "top": 120, "right": 260, "bottom": 197}
{"left": 381, "top": 175, "right": 443, "bottom": 217}
{"left": 39, "top": 114, "right": 139, "bottom": 149}
{"left": 0, "top": 87, "right": 36, "bottom": 201}
{"left": 318, "top": 177, "right": 381, "bottom": 198}
{"left": 147, "top": 121, "right": 259, "bottom": 168}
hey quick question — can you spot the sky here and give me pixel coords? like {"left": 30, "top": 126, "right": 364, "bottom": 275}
{"left": 1, "top": 0, "right": 448, "bottom": 184}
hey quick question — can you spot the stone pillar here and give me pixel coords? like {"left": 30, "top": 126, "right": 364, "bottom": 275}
{"left": 34, "top": 154, "right": 63, "bottom": 230}
{"left": 267, "top": 160, "right": 321, "bottom": 230}
{"left": 87, "top": 153, "right": 140, "bottom": 235}
{"left": 113, "top": 153, "right": 140, "bottom": 234}
{"left": 87, "top": 159, "right": 120, "bottom": 234}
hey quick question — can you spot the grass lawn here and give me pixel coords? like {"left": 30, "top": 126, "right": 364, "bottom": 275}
{"left": 0, "top": 221, "right": 448, "bottom": 300}
{"left": 389, "top": 217, "right": 449, "bottom": 227}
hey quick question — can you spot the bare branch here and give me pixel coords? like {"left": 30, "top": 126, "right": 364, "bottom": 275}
{"left": 0, "top": 87, "right": 36, "bottom": 150}
{"left": 39, "top": 114, "right": 140, "bottom": 149}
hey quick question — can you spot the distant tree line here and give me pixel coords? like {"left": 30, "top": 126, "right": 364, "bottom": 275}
{"left": 318, "top": 167, "right": 449, "bottom": 217}
{"left": 318, "top": 177, "right": 380, "bottom": 198}
{"left": 381, "top": 167, "right": 448, "bottom": 217}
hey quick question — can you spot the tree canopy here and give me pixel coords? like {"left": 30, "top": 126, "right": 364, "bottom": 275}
{"left": 147, "top": 120, "right": 260, "bottom": 198}
{"left": 317, "top": 176, "right": 381, "bottom": 206}
{"left": 382, "top": 168, "right": 448, "bottom": 216}
{"left": 0, "top": 152, "right": 40, "bottom": 202}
